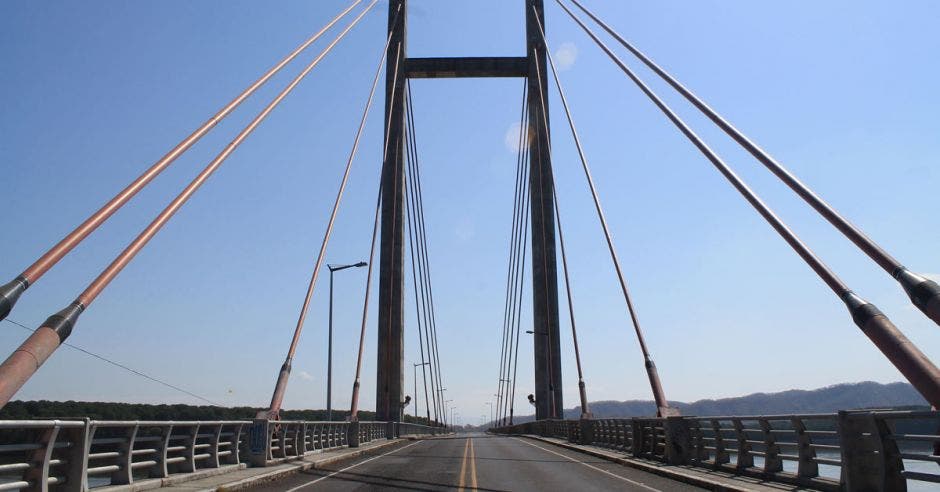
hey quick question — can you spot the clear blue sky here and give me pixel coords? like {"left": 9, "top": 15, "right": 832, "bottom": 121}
{"left": 1, "top": 0, "right": 938, "bottom": 423}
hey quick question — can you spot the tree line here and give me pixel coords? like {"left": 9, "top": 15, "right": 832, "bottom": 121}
{"left": 0, "top": 400, "right": 435, "bottom": 425}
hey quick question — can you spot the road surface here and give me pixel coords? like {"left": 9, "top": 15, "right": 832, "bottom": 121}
{"left": 247, "top": 433, "right": 703, "bottom": 491}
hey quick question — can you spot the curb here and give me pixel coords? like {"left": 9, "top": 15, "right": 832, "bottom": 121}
{"left": 519, "top": 435, "right": 757, "bottom": 492}
{"left": 97, "top": 465, "right": 248, "bottom": 492}
{"left": 213, "top": 439, "right": 409, "bottom": 492}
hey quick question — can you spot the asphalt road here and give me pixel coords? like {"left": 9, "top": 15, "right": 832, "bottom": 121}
{"left": 247, "top": 433, "right": 704, "bottom": 491}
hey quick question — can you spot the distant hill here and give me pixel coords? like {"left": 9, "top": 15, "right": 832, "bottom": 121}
{"left": 500, "top": 381, "right": 927, "bottom": 425}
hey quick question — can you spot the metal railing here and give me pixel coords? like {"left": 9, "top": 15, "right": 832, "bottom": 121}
{"left": 493, "top": 409, "right": 940, "bottom": 491}
{"left": 0, "top": 420, "right": 249, "bottom": 492}
{"left": 0, "top": 419, "right": 443, "bottom": 491}
{"left": 250, "top": 421, "right": 349, "bottom": 463}
{"left": 398, "top": 422, "right": 441, "bottom": 437}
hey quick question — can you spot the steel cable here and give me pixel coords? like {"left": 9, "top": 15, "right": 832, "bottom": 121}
{"left": 496, "top": 81, "right": 530, "bottom": 426}
{"left": 404, "top": 87, "right": 439, "bottom": 425}
{"left": 0, "top": 0, "right": 366, "bottom": 323}
{"left": 404, "top": 81, "right": 448, "bottom": 426}
{"left": 553, "top": 1, "right": 940, "bottom": 407}
{"left": 350, "top": 40, "right": 404, "bottom": 421}
{"left": 0, "top": 0, "right": 382, "bottom": 407}
{"left": 261, "top": 3, "right": 399, "bottom": 418}
{"left": 565, "top": 0, "right": 940, "bottom": 327}
{"left": 532, "top": 11, "right": 674, "bottom": 415}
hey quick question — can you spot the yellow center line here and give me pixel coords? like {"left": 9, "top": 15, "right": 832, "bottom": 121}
{"left": 469, "top": 437, "right": 478, "bottom": 489}
{"left": 457, "top": 437, "right": 470, "bottom": 490}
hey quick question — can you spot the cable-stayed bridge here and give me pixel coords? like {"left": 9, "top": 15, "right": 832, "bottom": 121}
{"left": 1, "top": 1, "right": 938, "bottom": 491}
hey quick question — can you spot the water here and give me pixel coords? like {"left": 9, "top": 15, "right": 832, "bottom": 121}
{"left": 740, "top": 447, "right": 939, "bottom": 492}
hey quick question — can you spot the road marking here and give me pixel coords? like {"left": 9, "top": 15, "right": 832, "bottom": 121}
{"left": 469, "top": 437, "right": 478, "bottom": 489}
{"left": 512, "top": 437, "right": 663, "bottom": 492}
{"left": 458, "top": 437, "right": 471, "bottom": 490}
{"left": 284, "top": 440, "right": 424, "bottom": 492}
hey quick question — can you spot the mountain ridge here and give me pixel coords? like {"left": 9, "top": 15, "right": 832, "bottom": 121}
{"left": 503, "top": 381, "right": 926, "bottom": 424}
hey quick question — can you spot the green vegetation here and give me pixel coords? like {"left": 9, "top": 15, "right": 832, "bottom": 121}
{"left": 0, "top": 400, "right": 435, "bottom": 425}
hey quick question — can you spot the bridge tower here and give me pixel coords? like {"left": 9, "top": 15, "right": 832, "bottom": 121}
{"left": 375, "top": 0, "right": 563, "bottom": 421}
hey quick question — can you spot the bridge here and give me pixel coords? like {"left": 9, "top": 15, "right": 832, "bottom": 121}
{"left": 1, "top": 1, "right": 939, "bottom": 491}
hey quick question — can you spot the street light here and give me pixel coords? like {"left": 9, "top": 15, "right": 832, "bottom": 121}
{"left": 444, "top": 399, "right": 454, "bottom": 429}
{"left": 438, "top": 390, "right": 448, "bottom": 427}
{"left": 326, "top": 261, "right": 367, "bottom": 421}
{"left": 413, "top": 362, "right": 430, "bottom": 421}
{"left": 485, "top": 402, "right": 493, "bottom": 427}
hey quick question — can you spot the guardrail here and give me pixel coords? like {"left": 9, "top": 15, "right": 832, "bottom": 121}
{"left": 0, "top": 419, "right": 250, "bottom": 492}
{"left": 493, "top": 410, "right": 940, "bottom": 491}
{"left": 0, "top": 419, "right": 443, "bottom": 491}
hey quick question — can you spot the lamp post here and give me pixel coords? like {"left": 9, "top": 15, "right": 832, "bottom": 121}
{"left": 444, "top": 399, "right": 453, "bottom": 429}
{"left": 493, "top": 393, "right": 501, "bottom": 426}
{"left": 485, "top": 402, "right": 493, "bottom": 427}
{"left": 413, "top": 361, "right": 430, "bottom": 421}
{"left": 327, "top": 261, "right": 367, "bottom": 421}
{"left": 438, "top": 389, "right": 448, "bottom": 427}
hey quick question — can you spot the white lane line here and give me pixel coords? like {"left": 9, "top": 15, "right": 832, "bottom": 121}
{"left": 511, "top": 437, "right": 663, "bottom": 492}
{"left": 285, "top": 440, "right": 425, "bottom": 492}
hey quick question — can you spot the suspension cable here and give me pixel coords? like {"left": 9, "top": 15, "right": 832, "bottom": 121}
{"left": 565, "top": 0, "right": 940, "bottom": 327}
{"left": 0, "top": 0, "right": 366, "bottom": 323}
{"left": 496, "top": 80, "right": 529, "bottom": 426}
{"left": 532, "top": 12, "right": 674, "bottom": 416}
{"left": 404, "top": 86, "right": 439, "bottom": 425}
{"left": 262, "top": 1, "right": 396, "bottom": 418}
{"left": 4, "top": 318, "right": 220, "bottom": 406}
{"left": 405, "top": 80, "right": 448, "bottom": 426}
{"left": 504, "top": 86, "right": 531, "bottom": 426}
{"left": 0, "top": 0, "right": 380, "bottom": 408}
{"left": 508, "top": 137, "right": 531, "bottom": 426}
{"left": 554, "top": 1, "right": 940, "bottom": 408}
{"left": 550, "top": 181, "right": 591, "bottom": 418}
{"left": 350, "top": 40, "right": 404, "bottom": 421}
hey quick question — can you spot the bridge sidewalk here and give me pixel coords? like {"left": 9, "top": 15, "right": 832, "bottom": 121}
{"left": 99, "top": 438, "right": 414, "bottom": 492}
{"left": 525, "top": 435, "right": 817, "bottom": 492}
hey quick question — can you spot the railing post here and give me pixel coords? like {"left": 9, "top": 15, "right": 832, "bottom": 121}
{"left": 689, "top": 420, "right": 707, "bottom": 464}
{"left": 839, "top": 411, "right": 906, "bottom": 491}
{"left": 732, "top": 418, "right": 753, "bottom": 469}
{"left": 790, "top": 418, "right": 818, "bottom": 479}
{"left": 631, "top": 418, "right": 642, "bottom": 457}
{"left": 287, "top": 423, "right": 300, "bottom": 456}
{"left": 758, "top": 418, "right": 782, "bottom": 473}
{"left": 347, "top": 421, "right": 361, "bottom": 448}
{"left": 711, "top": 419, "right": 729, "bottom": 466}
{"left": 206, "top": 423, "right": 222, "bottom": 468}
{"left": 23, "top": 423, "right": 60, "bottom": 492}
{"left": 109, "top": 424, "right": 138, "bottom": 485}
{"left": 248, "top": 419, "right": 271, "bottom": 467}
{"left": 311, "top": 423, "right": 320, "bottom": 451}
{"left": 149, "top": 424, "right": 172, "bottom": 478}
{"left": 181, "top": 424, "right": 199, "bottom": 473}
{"left": 663, "top": 416, "right": 692, "bottom": 465}
{"left": 274, "top": 423, "right": 287, "bottom": 459}
{"left": 579, "top": 419, "right": 594, "bottom": 445}
{"left": 617, "top": 420, "right": 629, "bottom": 452}
{"left": 61, "top": 420, "right": 89, "bottom": 492}
{"left": 224, "top": 423, "right": 243, "bottom": 466}
{"left": 298, "top": 423, "right": 309, "bottom": 455}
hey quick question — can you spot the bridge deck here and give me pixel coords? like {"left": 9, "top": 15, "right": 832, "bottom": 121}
{"left": 245, "top": 434, "right": 705, "bottom": 491}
